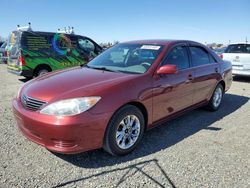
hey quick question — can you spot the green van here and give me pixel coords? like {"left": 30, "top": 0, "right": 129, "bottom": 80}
{"left": 7, "top": 30, "right": 102, "bottom": 78}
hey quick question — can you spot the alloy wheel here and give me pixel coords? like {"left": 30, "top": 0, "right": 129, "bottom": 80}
{"left": 115, "top": 115, "right": 141, "bottom": 150}
{"left": 212, "top": 87, "right": 223, "bottom": 108}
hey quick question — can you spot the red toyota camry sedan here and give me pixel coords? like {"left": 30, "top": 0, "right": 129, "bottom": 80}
{"left": 13, "top": 40, "right": 232, "bottom": 156}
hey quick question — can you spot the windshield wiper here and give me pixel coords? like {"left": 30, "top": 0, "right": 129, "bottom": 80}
{"left": 86, "top": 66, "right": 121, "bottom": 73}
{"left": 82, "top": 64, "right": 90, "bottom": 68}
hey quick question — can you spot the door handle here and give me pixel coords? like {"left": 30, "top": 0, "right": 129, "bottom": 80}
{"left": 188, "top": 74, "right": 193, "bottom": 80}
{"left": 185, "top": 74, "right": 193, "bottom": 83}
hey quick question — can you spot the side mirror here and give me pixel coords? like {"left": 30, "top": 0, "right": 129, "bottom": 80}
{"left": 157, "top": 64, "right": 177, "bottom": 74}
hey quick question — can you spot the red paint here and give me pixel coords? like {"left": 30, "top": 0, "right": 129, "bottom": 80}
{"left": 19, "top": 56, "right": 26, "bottom": 66}
{"left": 157, "top": 65, "right": 177, "bottom": 74}
{"left": 12, "top": 40, "right": 232, "bottom": 154}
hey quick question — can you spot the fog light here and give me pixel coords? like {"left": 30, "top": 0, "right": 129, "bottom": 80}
{"left": 51, "top": 139, "right": 77, "bottom": 148}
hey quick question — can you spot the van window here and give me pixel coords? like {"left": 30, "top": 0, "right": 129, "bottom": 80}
{"left": 78, "top": 39, "right": 95, "bottom": 52}
{"left": 22, "top": 32, "right": 52, "bottom": 53}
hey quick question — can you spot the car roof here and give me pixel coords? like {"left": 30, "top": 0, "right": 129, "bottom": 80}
{"left": 21, "top": 31, "right": 83, "bottom": 37}
{"left": 123, "top": 39, "right": 201, "bottom": 46}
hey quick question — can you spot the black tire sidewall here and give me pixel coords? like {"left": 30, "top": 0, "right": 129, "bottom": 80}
{"left": 104, "top": 105, "right": 145, "bottom": 156}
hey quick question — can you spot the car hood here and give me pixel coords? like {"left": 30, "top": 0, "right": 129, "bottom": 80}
{"left": 22, "top": 67, "right": 137, "bottom": 102}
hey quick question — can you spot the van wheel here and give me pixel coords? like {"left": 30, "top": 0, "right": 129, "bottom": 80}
{"left": 206, "top": 84, "right": 224, "bottom": 111}
{"left": 35, "top": 68, "right": 49, "bottom": 77}
{"left": 103, "top": 105, "right": 145, "bottom": 156}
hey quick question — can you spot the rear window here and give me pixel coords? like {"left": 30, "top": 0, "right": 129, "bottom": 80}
{"left": 1, "top": 42, "right": 7, "bottom": 48}
{"left": 225, "top": 44, "right": 250, "bottom": 53}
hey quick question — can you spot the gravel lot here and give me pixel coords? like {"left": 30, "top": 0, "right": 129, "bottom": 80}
{"left": 0, "top": 63, "right": 249, "bottom": 188}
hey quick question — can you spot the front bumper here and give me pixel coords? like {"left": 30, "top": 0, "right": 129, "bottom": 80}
{"left": 12, "top": 98, "right": 111, "bottom": 154}
{"left": 0, "top": 57, "right": 7, "bottom": 63}
{"left": 232, "top": 69, "right": 250, "bottom": 76}
{"left": 7, "top": 66, "right": 33, "bottom": 77}
{"left": 8, "top": 68, "right": 22, "bottom": 75}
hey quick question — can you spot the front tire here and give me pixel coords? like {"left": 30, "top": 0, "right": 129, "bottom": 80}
{"left": 103, "top": 105, "right": 145, "bottom": 156}
{"left": 207, "top": 84, "right": 224, "bottom": 111}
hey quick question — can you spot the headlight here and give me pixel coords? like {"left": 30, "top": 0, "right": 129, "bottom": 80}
{"left": 40, "top": 97, "right": 101, "bottom": 116}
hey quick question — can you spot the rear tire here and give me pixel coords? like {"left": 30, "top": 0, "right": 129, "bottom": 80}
{"left": 206, "top": 84, "right": 224, "bottom": 111}
{"left": 24, "top": 76, "right": 32, "bottom": 80}
{"left": 103, "top": 105, "right": 145, "bottom": 156}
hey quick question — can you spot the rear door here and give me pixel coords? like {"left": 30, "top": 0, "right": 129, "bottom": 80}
{"left": 188, "top": 44, "right": 221, "bottom": 104}
{"left": 7, "top": 31, "right": 22, "bottom": 68}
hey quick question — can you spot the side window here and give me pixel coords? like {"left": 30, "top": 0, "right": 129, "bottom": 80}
{"left": 164, "top": 46, "right": 189, "bottom": 70}
{"left": 209, "top": 54, "right": 217, "bottom": 64}
{"left": 246, "top": 45, "right": 250, "bottom": 53}
{"left": 78, "top": 38, "right": 95, "bottom": 53}
{"left": 190, "top": 46, "right": 210, "bottom": 66}
{"left": 68, "top": 35, "right": 77, "bottom": 49}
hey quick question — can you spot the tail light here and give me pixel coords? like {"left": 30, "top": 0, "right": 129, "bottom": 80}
{"left": 4, "top": 50, "right": 7, "bottom": 57}
{"left": 219, "top": 54, "right": 223, "bottom": 59}
{"left": 19, "top": 56, "right": 26, "bottom": 66}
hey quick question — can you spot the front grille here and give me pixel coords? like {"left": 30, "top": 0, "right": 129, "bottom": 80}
{"left": 21, "top": 94, "right": 47, "bottom": 111}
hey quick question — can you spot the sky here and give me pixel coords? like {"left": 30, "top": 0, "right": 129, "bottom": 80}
{"left": 0, "top": 0, "right": 249, "bottom": 44}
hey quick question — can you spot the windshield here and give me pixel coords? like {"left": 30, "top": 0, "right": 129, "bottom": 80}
{"left": 225, "top": 44, "right": 250, "bottom": 53}
{"left": 87, "top": 43, "right": 164, "bottom": 74}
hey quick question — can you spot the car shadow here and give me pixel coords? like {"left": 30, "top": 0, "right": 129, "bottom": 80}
{"left": 233, "top": 76, "right": 250, "bottom": 83}
{"left": 53, "top": 93, "right": 249, "bottom": 169}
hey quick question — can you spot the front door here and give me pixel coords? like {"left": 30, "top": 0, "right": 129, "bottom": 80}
{"left": 152, "top": 45, "right": 194, "bottom": 122}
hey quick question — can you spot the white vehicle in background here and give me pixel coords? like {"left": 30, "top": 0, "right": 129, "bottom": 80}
{"left": 221, "top": 43, "right": 250, "bottom": 77}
